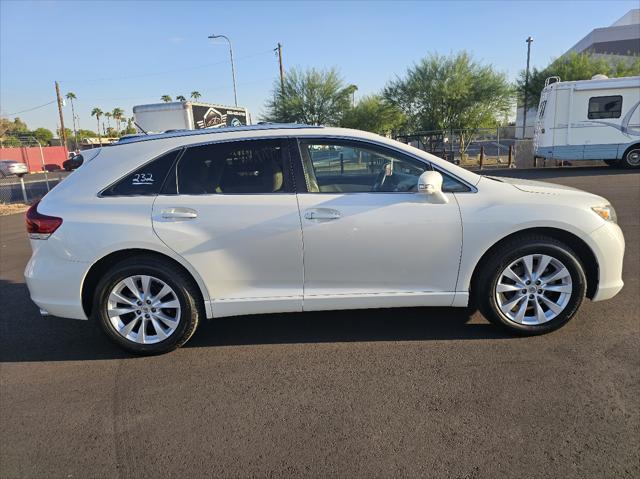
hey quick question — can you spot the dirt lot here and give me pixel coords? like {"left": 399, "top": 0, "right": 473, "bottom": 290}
{"left": 1, "top": 166, "right": 638, "bottom": 478}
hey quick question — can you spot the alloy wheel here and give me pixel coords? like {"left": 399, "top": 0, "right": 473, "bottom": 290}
{"left": 495, "top": 254, "right": 572, "bottom": 325}
{"left": 107, "top": 275, "right": 181, "bottom": 344}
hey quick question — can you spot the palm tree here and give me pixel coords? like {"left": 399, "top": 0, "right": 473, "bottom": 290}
{"left": 112, "top": 108, "right": 124, "bottom": 135}
{"left": 161, "top": 95, "right": 172, "bottom": 102}
{"left": 190, "top": 91, "right": 201, "bottom": 100}
{"left": 65, "top": 92, "right": 78, "bottom": 150}
{"left": 176, "top": 95, "right": 186, "bottom": 101}
{"left": 104, "top": 112, "right": 112, "bottom": 133}
{"left": 91, "top": 108, "right": 103, "bottom": 145}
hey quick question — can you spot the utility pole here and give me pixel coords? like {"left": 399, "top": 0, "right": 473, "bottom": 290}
{"left": 55, "top": 81, "right": 68, "bottom": 151}
{"left": 522, "top": 36, "right": 534, "bottom": 139}
{"left": 275, "top": 43, "right": 285, "bottom": 94}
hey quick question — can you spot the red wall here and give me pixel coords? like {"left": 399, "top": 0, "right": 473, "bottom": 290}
{"left": 0, "top": 146, "right": 68, "bottom": 171}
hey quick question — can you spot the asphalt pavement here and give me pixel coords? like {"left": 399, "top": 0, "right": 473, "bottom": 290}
{"left": 1, "top": 166, "right": 638, "bottom": 478}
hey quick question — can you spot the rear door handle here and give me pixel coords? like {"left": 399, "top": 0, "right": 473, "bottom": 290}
{"left": 304, "top": 208, "right": 341, "bottom": 221}
{"left": 160, "top": 207, "right": 198, "bottom": 219}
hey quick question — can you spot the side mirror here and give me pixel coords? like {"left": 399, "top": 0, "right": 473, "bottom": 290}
{"left": 417, "top": 171, "right": 449, "bottom": 204}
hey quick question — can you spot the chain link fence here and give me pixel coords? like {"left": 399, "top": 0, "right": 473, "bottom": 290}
{"left": 0, "top": 135, "right": 71, "bottom": 204}
{"left": 395, "top": 127, "right": 533, "bottom": 169}
{"left": 0, "top": 171, "right": 69, "bottom": 205}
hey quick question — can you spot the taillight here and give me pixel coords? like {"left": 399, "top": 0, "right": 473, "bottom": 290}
{"left": 25, "top": 201, "right": 63, "bottom": 239}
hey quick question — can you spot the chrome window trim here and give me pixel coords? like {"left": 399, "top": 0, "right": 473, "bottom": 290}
{"left": 97, "top": 146, "right": 185, "bottom": 198}
{"left": 98, "top": 133, "right": 478, "bottom": 198}
{"left": 295, "top": 134, "right": 478, "bottom": 194}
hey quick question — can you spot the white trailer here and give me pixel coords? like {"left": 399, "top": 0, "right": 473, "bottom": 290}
{"left": 534, "top": 75, "right": 640, "bottom": 168}
{"left": 133, "top": 101, "right": 250, "bottom": 134}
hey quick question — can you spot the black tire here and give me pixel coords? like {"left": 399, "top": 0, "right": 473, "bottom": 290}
{"left": 620, "top": 145, "right": 640, "bottom": 169}
{"left": 93, "top": 256, "right": 202, "bottom": 355}
{"left": 473, "top": 235, "right": 587, "bottom": 335}
{"left": 603, "top": 159, "right": 619, "bottom": 167}
{"left": 16, "top": 173, "right": 25, "bottom": 177}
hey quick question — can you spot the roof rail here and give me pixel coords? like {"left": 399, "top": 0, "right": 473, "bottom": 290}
{"left": 115, "top": 123, "right": 322, "bottom": 145}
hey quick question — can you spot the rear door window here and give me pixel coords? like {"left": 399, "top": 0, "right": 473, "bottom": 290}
{"left": 176, "top": 139, "right": 291, "bottom": 194}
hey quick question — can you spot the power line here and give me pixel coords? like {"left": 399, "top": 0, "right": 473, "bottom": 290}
{"left": 59, "top": 49, "right": 274, "bottom": 84}
{"left": 6, "top": 100, "right": 56, "bottom": 116}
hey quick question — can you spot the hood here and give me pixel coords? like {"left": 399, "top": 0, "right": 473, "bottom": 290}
{"left": 485, "top": 175, "right": 584, "bottom": 194}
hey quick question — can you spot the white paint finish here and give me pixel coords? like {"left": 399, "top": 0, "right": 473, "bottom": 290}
{"left": 303, "top": 292, "right": 457, "bottom": 312}
{"left": 297, "top": 192, "right": 462, "bottom": 296}
{"left": 587, "top": 222, "right": 625, "bottom": 301}
{"left": 454, "top": 176, "right": 616, "bottom": 294}
{"left": 212, "top": 297, "right": 302, "bottom": 317}
{"left": 152, "top": 194, "right": 304, "bottom": 302}
{"left": 24, "top": 240, "right": 89, "bottom": 319}
{"left": 25, "top": 126, "right": 625, "bottom": 323}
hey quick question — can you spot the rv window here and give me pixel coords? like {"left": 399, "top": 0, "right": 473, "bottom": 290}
{"left": 588, "top": 96, "right": 622, "bottom": 119}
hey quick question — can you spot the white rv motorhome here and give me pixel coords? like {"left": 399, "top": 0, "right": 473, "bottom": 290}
{"left": 534, "top": 75, "right": 640, "bottom": 168}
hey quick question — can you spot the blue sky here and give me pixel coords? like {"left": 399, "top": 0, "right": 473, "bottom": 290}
{"left": 1, "top": 0, "right": 637, "bottom": 133}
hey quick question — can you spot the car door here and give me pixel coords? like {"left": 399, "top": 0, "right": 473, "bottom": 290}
{"left": 292, "top": 138, "right": 465, "bottom": 311}
{"left": 152, "top": 138, "right": 304, "bottom": 317}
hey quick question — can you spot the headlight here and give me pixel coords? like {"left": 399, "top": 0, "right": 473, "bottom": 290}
{"left": 592, "top": 205, "right": 617, "bottom": 223}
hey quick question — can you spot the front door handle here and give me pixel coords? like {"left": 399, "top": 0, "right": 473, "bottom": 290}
{"left": 160, "top": 207, "right": 198, "bottom": 219}
{"left": 304, "top": 208, "right": 341, "bottom": 221}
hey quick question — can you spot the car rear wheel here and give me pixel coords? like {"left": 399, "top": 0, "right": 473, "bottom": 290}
{"left": 474, "top": 235, "right": 587, "bottom": 335}
{"left": 94, "top": 257, "right": 202, "bottom": 354}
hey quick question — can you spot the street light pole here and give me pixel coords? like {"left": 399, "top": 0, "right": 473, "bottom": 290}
{"left": 522, "top": 36, "right": 534, "bottom": 138}
{"left": 208, "top": 34, "right": 238, "bottom": 106}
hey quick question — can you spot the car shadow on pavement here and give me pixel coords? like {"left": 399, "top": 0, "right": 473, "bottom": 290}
{"left": 0, "top": 280, "right": 512, "bottom": 363}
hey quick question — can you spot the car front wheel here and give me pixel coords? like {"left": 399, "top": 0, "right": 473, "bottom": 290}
{"left": 94, "top": 257, "right": 202, "bottom": 354}
{"left": 474, "top": 235, "right": 587, "bottom": 335}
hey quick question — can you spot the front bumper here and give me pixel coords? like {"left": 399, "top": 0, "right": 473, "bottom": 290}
{"left": 588, "top": 221, "right": 625, "bottom": 301}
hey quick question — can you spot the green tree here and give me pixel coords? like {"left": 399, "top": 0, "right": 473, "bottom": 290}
{"left": 2, "top": 136, "right": 21, "bottom": 147}
{"left": 176, "top": 95, "right": 186, "bottom": 101}
{"left": 123, "top": 117, "right": 137, "bottom": 135}
{"left": 384, "top": 51, "right": 514, "bottom": 133}
{"left": 263, "top": 67, "right": 354, "bottom": 125}
{"left": 518, "top": 52, "right": 640, "bottom": 106}
{"left": 65, "top": 92, "right": 78, "bottom": 148}
{"left": 32, "top": 127, "right": 54, "bottom": 144}
{"left": 340, "top": 95, "right": 407, "bottom": 135}
{"left": 104, "top": 112, "right": 112, "bottom": 131}
{"left": 112, "top": 108, "right": 124, "bottom": 135}
{"left": 91, "top": 108, "right": 103, "bottom": 144}
{"left": 77, "top": 129, "right": 97, "bottom": 139}
{"left": 190, "top": 91, "right": 201, "bottom": 100}
{"left": 161, "top": 95, "right": 172, "bottom": 102}
{"left": 3, "top": 117, "right": 29, "bottom": 135}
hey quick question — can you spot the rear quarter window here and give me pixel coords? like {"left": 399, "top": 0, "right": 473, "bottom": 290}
{"left": 101, "top": 149, "right": 182, "bottom": 197}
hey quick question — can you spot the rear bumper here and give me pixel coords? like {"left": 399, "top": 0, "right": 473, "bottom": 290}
{"left": 589, "top": 222, "right": 625, "bottom": 302}
{"left": 24, "top": 242, "right": 89, "bottom": 320}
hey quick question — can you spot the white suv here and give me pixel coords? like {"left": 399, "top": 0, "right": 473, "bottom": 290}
{"left": 24, "top": 125, "right": 625, "bottom": 354}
